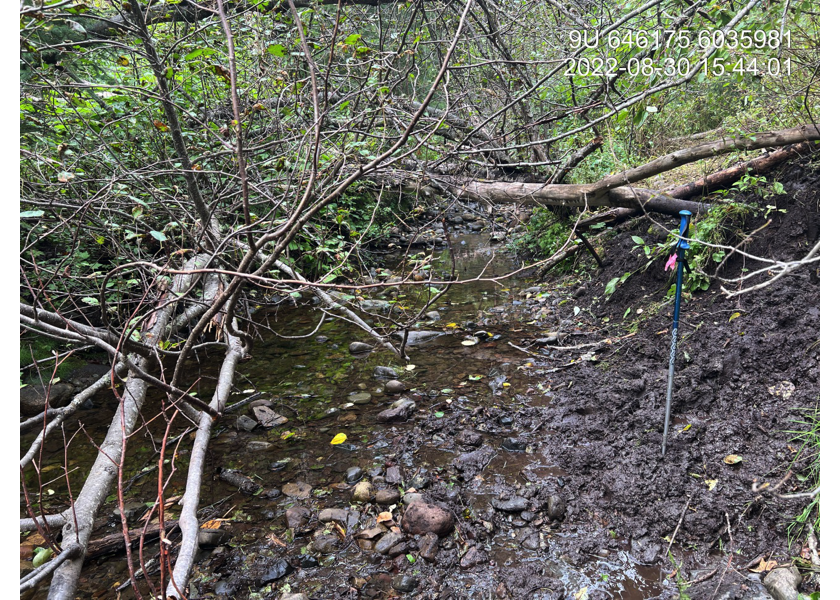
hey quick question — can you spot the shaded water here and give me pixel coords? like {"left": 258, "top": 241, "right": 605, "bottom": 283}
{"left": 22, "top": 232, "right": 666, "bottom": 599}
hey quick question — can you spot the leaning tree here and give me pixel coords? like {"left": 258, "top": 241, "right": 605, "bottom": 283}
{"left": 20, "top": 0, "right": 819, "bottom": 596}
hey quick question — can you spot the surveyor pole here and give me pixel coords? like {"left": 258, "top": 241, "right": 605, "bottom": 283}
{"left": 662, "top": 210, "right": 692, "bottom": 456}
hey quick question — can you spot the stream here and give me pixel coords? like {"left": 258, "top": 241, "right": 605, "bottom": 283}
{"left": 23, "top": 231, "right": 667, "bottom": 599}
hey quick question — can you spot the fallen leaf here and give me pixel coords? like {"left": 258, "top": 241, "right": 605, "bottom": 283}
{"left": 749, "top": 558, "right": 778, "bottom": 573}
{"left": 682, "top": 424, "right": 692, "bottom": 432}
{"left": 405, "top": 365, "right": 416, "bottom": 371}
{"left": 574, "top": 587, "right": 589, "bottom": 600}
{"left": 723, "top": 454, "right": 743, "bottom": 465}
{"left": 376, "top": 512, "right": 393, "bottom": 524}
{"left": 729, "top": 312, "right": 741, "bottom": 322}
{"left": 705, "top": 479, "right": 718, "bottom": 491}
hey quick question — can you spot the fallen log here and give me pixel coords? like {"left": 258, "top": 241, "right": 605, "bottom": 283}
{"left": 86, "top": 521, "right": 179, "bottom": 560}
{"left": 396, "top": 124, "right": 819, "bottom": 214}
{"left": 665, "top": 141, "right": 817, "bottom": 199}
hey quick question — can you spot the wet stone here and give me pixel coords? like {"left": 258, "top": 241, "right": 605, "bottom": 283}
{"left": 197, "top": 528, "right": 228, "bottom": 548}
{"left": 376, "top": 398, "right": 416, "bottom": 423}
{"left": 214, "top": 580, "right": 237, "bottom": 596}
{"left": 373, "top": 366, "right": 398, "bottom": 380}
{"left": 319, "top": 508, "right": 349, "bottom": 525}
{"left": 459, "top": 546, "right": 488, "bottom": 569}
{"left": 246, "top": 441, "right": 272, "bottom": 452}
{"left": 252, "top": 405, "right": 288, "bottom": 428}
{"left": 315, "top": 335, "right": 329, "bottom": 343}
{"left": 501, "top": 437, "right": 526, "bottom": 452}
{"left": 352, "top": 481, "right": 374, "bottom": 503}
{"left": 426, "top": 310, "right": 441, "bottom": 321}
{"left": 402, "top": 492, "right": 426, "bottom": 505}
{"left": 236, "top": 415, "right": 258, "bottom": 432}
{"left": 375, "top": 488, "right": 401, "bottom": 505}
{"left": 349, "top": 341, "right": 374, "bottom": 354}
{"left": 388, "top": 542, "right": 408, "bottom": 557}
{"left": 270, "top": 458, "right": 291, "bottom": 471}
{"left": 348, "top": 392, "right": 372, "bottom": 404}
{"left": 255, "top": 559, "right": 291, "bottom": 585}
{"left": 763, "top": 566, "right": 802, "bottom": 600}
{"left": 455, "top": 430, "right": 483, "bottom": 447}
{"left": 401, "top": 501, "right": 455, "bottom": 536}
{"left": 285, "top": 506, "right": 311, "bottom": 529}
{"left": 263, "top": 488, "right": 281, "bottom": 499}
{"left": 310, "top": 534, "right": 340, "bottom": 554}
{"left": 282, "top": 482, "right": 313, "bottom": 499}
{"left": 520, "top": 532, "right": 540, "bottom": 551}
{"left": 385, "top": 466, "right": 402, "bottom": 484}
{"left": 375, "top": 531, "right": 405, "bottom": 554}
{"left": 384, "top": 380, "right": 407, "bottom": 395}
{"left": 419, "top": 532, "right": 439, "bottom": 561}
{"left": 392, "top": 574, "right": 420, "bottom": 593}
{"left": 408, "top": 474, "right": 429, "bottom": 489}
{"left": 491, "top": 496, "right": 529, "bottom": 512}
{"left": 547, "top": 495, "right": 566, "bottom": 522}
{"left": 345, "top": 466, "right": 364, "bottom": 484}
{"left": 511, "top": 519, "right": 527, "bottom": 528}
{"left": 281, "top": 593, "right": 309, "bottom": 600}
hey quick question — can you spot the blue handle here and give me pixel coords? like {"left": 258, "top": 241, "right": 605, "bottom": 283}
{"left": 677, "top": 210, "right": 691, "bottom": 250}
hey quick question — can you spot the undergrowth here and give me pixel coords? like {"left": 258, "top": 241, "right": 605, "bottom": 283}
{"left": 784, "top": 405, "right": 820, "bottom": 545}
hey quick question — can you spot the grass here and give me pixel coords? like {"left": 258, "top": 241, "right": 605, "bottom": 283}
{"left": 784, "top": 404, "right": 820, "bottom": 545}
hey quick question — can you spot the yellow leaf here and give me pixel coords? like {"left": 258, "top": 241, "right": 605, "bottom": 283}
{"left": 502, "top": 382, "right": 511, "bottom": 387}
{"left": 682, "top": 424, "right": 692, "bottom": 432}
{"left": 574, "top": 587, "right": 589, "bottom": 600}
{"left": 723, "top": 454, "right": 743, "bottom": 465}
{"left": 116, "top": 56, "right": 130, "bottom": 67}
{"left": 445, "top": 323, "right": 459, "bottom": 328}
{"left": 729, "top": 312, "right": 741, "bottom": 322}
{"left": 705, "top": 479, "right": 718, "bottom": 491}
{"left": 330, "top": 433, "right": 347, "bottom": 445}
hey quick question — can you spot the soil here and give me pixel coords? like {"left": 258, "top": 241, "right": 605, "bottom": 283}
{"left": 21, "top": 153, "right": 820, "bottom": 600}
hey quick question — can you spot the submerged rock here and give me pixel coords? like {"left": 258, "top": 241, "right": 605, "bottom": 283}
{"left": 401, "top": 501, "right": 455, "bottom": 536}
{"left": 318, "top": 508, "right": 349, "bottom": 525}
{"left": 252, "top": 405, "right": 288, "bottom": 428}
{"left": 349, "top": 341, "right": 374, "bottom": 354}
{"left": 390, "top": 330, "right": 446, "bottom": 345}
{"left": 373, "top": 366, "right": 398, "bottom": 380}
{"left": 384, "top": 380, "right": 407, "bottom": 394}
{"left": 20, "top": 383, "right": 74, "bottom": 417}
{"left": 282, "top": 482, "right": 313, "bottom": 499}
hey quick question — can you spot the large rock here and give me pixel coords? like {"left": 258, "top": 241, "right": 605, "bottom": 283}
{"left": 376, "top": 398, "right": 416, "bottom": 423}
{"left": 20, "top": 383, "right": 74, "bottom": 417}
{"left": 763, "top": 566, "right": 802, "bottom": 600}
{"left": 401, "top": 501, "right": 455, "bottom": 537}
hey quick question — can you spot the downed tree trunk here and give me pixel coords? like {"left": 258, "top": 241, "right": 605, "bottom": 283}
{"left": 665, "top": 141, "right": 817, "bottom": 199}
{"left": 384, "top": 124, "right": 818, "bottom": 214}
{"left": 45, "top": 255, "right": 211, "bottom": 600}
